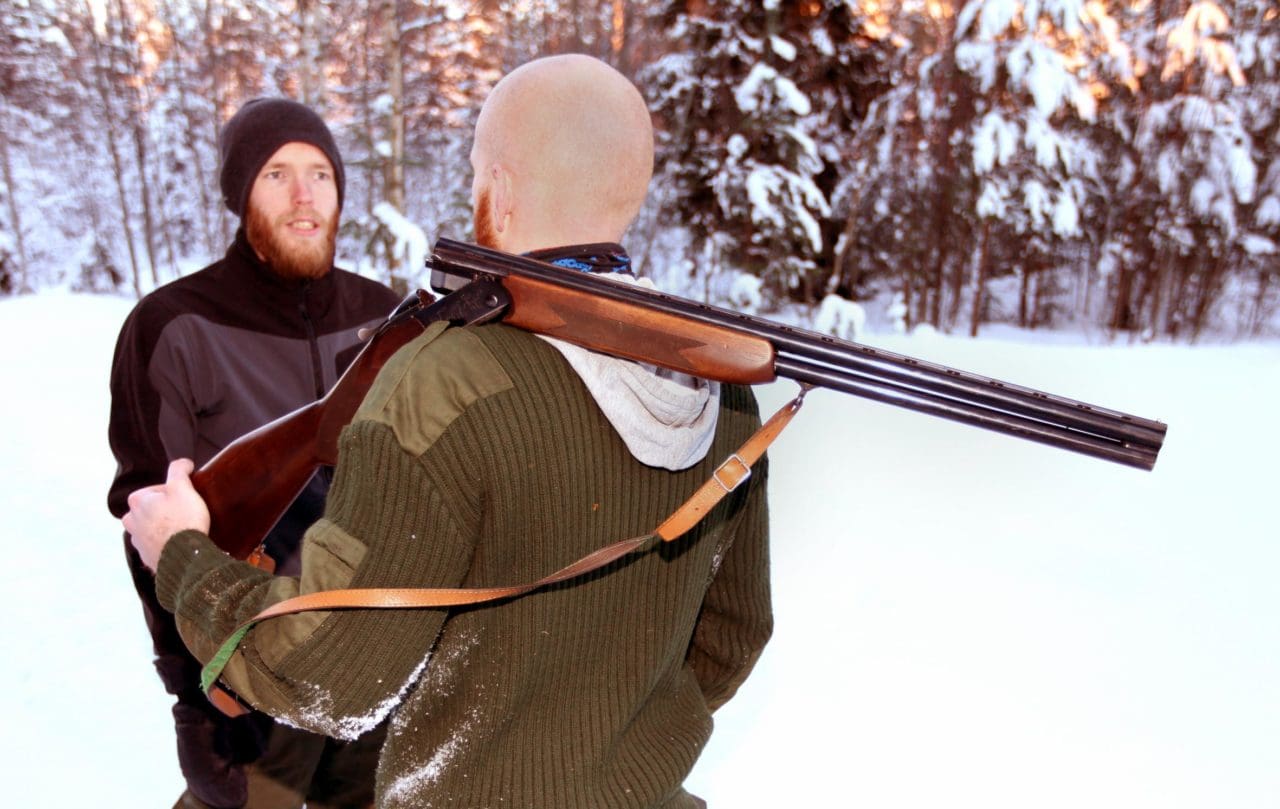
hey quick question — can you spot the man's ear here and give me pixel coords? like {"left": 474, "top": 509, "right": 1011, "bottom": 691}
{"left": 491, "top": 163, "right": 513, "bottom": 234}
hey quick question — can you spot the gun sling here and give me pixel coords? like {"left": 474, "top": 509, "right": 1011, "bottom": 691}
{"left": 202, "top": 386, "right": 809, "bottom": 716}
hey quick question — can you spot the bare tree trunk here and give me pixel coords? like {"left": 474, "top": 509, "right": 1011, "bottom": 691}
{"left": 383, "top": 0, "right": 408, "bottom": 294}
{"left": 1031, "top": 265, "right": 1047, "bottom": 328}
{"left": 1190, "top": 250, "right": 1229, "bottom": 341}
{"left": 384, "top": 0, "right": 405, "bottom": 213}
{"left": 85, "top": 0, "right": 144, "bottom": 296}
{"left": 129, "top": 110, "right": 161, "bottom": 283}
{"left": 360, "top": 9, "right": 379, "bottom": 218}
{"left": 160, "top": 0, "right": 218, "bottom": 260}
{"left": 918, "top": 286, "right": 934, "bottom": 328}
{"left": 1109, "top": 262, "right": 1131, "bottom": 333}
{"left": 829, "top": 200, "right": 861, "bottom": 297}
{"left": 1133, "top": 263, "right": 1156, "bottom": 335}
{"left": 110, "top": 0, "right": 161, "bottom": 286}
{"left": 202, "top": 0, "right": 233, "bottom": 244}
{"left": 611, "top": 0, "right": 628, "bottom": 70}
{"left": 1249, "top": 268, "right": 1272, "bottom": 338}
{"left": 931, "top": 247, "right": 952, "bottom": 329}
{"left": 902, "top": 274, "right": 915, "bottom": 332}
{"left": 1019, "top": 266, "right": 1031, "bottom": 327}
{"left": 946, "top": 250, "right": 966, "bottom": 330}
{"left": 1148, "top": 245, "right": 1171, "bottom": 337}
{"left": 297, "top": 0, "right": 321, "bottom": 106}
{"left": 1110, "top": 216, "right": 1155, "bottom": 335}
{"left": 969, "top": 220, "right": 990, "bottom": 337}
{"left": 301, "top": 0, "right": 315, "bottom": 104}
{"left": 0, "top": 103, "right": 30, "bottom": 292}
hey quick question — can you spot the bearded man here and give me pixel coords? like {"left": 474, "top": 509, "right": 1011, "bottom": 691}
{"left": 107, "top": 98, "right": 401, "bottom": 809}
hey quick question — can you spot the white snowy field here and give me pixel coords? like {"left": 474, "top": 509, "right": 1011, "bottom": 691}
{"left": 1, "top": 289, "right": 1277, "bottom": 807}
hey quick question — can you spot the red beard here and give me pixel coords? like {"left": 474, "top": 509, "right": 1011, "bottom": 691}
{"left": 473, "top": 187, "right": 499, "bottom": 250}
{"left": 246, "top": 204, "right": 337, "bottom": 280}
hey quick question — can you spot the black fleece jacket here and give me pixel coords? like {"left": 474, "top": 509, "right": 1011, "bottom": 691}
{"left": 107, "top": 230, "right": 401, "bottom": 693}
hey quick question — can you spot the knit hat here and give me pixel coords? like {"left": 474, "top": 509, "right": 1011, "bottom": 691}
{"left": 218, "top": 98, "right": 345, "bottom": 218}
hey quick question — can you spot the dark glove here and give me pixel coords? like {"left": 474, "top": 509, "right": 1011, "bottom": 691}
{"left": 172, "top": 693, "right": 272, "bottom": 809}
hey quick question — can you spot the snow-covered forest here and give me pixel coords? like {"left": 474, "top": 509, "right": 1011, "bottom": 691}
{"left": 1, "top": 0, "right": 1277, "bottom": 340}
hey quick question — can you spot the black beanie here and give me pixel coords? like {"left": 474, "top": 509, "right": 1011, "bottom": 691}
{"left": 218, "top": 98, "right": 345, "bottom": 218}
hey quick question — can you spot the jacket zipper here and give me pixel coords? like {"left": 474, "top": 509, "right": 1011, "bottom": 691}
{"left": 299, "top": 285, "right": 326, "bottom": 400}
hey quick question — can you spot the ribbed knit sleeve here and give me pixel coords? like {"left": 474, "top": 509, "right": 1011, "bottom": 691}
{"left": 156, "top": 417, "right": 478, "bottom": 740}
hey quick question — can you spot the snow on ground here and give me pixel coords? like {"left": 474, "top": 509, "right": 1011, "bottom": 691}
{"left": 0, "top": 290, "right": 1276, "bottom": 807}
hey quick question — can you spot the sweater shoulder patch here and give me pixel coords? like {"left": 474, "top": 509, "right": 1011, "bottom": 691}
{"left": 356, "top": 323, "right": 514, "bottom": 456}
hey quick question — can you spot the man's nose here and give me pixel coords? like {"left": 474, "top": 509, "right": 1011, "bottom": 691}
{"left": 291, "top": 175, "right": 314, "bottom": 205}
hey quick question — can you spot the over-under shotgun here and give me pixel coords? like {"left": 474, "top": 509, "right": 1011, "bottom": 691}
{"left": 193, "top": 237, "right": 1166, "bottom": 560}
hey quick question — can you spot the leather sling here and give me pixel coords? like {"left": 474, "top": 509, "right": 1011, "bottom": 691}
{"left": 203, "top": 386, "right": 809, "bottom": 716}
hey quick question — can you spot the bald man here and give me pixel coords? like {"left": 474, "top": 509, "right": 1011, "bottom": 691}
{"left": 125, "top": 55, "right": 773, "bottom": 808}
{"left": 468, "top": 53, "right": 654, "bottom": 253}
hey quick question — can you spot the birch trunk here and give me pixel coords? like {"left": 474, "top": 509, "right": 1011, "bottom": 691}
{"left": 0, "top": 103, "right": 30, "bottom": 292}
{"left": 384, "top": 0, "right": 408, "bottom": 294}
{"left": 86, "top": 0, "right": 143, "bottom": 296}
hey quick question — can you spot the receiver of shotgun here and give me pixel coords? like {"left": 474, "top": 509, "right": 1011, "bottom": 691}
{"left": 193, "top": 237, "right": 1166, "bottom": 561}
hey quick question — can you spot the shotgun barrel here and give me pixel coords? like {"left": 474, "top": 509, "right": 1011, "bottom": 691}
{"left": 428, "top": 238, "right": 1166, "bottom": 471}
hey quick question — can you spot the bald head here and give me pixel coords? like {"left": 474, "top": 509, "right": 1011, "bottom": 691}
{"left": 470, "top": 54, "right": 654, "bottom": 253}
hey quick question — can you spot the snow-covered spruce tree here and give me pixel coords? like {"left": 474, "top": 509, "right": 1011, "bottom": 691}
{"left": 48, "top": 0, "right": 160, "bottom": 295}
{"left": 328, "top": 0, "right": 494, "bottom": 291}
{"left": 839, "top": 1, "right": 1135, "bottom": 333}
{"left": 147, "top": 0, "right": 225, "bottom": 264}
{"left": 1233, "top": 0, "right": 1280, "bottom": 336}
{"left": 783, "top": 2, "right": 897, "bottom": 298}
{"left": 0, "top": 0, "right": 74, "bottom": 292}
{"left": 172, "top": 0, "right": 280, "bottom": 254}
{"left": 396, "top": 0, "right": 497, "bottom": 272}
{"left": 1098, "top": 0, "right": 1257, "bottom": 340}
{"left": 642, "top": 2, "right": 831, "bottom": 307}
{"left": 97, "top": 0, "right": 168, "bottom": 287}
{"left": 948, "top": 0, "right": 1110, "bottom": 335}
{"left": 327, "top": 0, "right": 415, "bottom": 292}
{"left": 831, "top": 3, "right": 981, "bottom": 332}
{"left": 134, "top": 0, "right": 267, "bottom": 279}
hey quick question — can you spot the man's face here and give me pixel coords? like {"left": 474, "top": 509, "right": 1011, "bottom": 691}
{"left": 245, "top": 142, "right": 339, "bottom": 280}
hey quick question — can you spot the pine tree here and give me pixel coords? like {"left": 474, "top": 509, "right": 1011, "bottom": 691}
{"left": 952, "top": 0, "right": 1108, "bottom": 334}
{"left": 323, "top": 0, "right": 494, "bottom": 290}
{"left": 1105, "top": 0, "right": 1254, "bottom": 339}
{"left": 831, "top": 2, "right": 979, "bottom": 330}
{"left": 1233, "top": 0, "right": 1279, "bottom": 336}
{"left": 644, "top": 1, "right": 833, "bottom": 306}
{"left": 0, "top": 0, "right": 61, "bottom": 292}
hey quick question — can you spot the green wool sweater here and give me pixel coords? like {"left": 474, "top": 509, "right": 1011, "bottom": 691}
{"left": 156, "top": 321, "right": 773, "bottom": 809}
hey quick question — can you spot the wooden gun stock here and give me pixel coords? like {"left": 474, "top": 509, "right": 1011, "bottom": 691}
{"left": 191, "top": 293, "right": 435, "bottom": 559}
{"left": 191, "top": 403, "right": 324, "bottom": 561}
{"left": 500, "top": 273, "right": 777, "bottom": 385}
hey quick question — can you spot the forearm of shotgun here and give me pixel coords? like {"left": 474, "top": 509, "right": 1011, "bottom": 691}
{"left": 500, "top": 274, "right": 777, "bottom": 384}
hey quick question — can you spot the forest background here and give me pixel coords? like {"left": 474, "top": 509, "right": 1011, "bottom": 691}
{"left": 1, "top": 0, "right": 1277, "bottom": 341}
